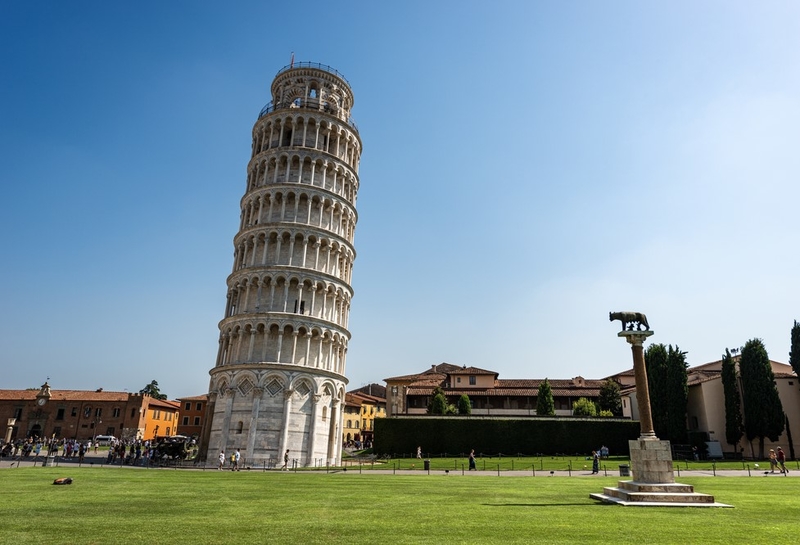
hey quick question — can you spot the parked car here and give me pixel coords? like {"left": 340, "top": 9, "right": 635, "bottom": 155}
{"left": 94, "top": 435, "right": 116, "bottom": 446}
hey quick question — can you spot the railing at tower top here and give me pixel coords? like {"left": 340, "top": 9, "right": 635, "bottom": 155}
{"left": 258, "top": 99, "right": 358, "bottom": 133}
{"left": 274, "top": 62, "right": 351, "bottom": 86}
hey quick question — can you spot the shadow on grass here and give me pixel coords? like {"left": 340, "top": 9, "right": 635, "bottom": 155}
{"left": 483, "top": 502, "right": 608, "bottom": 507}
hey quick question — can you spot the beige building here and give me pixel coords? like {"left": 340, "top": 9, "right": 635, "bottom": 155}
{"left": 615, "top": 359, "right": 799, "bottom": 458}
{"left": 385, "top": 363, "right": 606, "bottom": 416}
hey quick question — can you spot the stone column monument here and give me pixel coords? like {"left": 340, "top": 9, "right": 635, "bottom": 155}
{"left": 590, "top": 311, "right": 729, "bottom": 507}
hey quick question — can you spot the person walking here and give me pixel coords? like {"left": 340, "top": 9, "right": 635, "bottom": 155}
{"left": 769, "top": 449, "right": 778, "bottom": 473}
{"left": 592, "top": 450, "right": 600, "bottom": 474}
{"left": 233, "top": 449, "right": 241, "bottom": 471}
{"left": 282, "top": 449, "right": 290, "bottom": 470}
{"left": 218, "top": 450, "right": 225, "bottom": 470}
{"left": 468, "top": 449, "right": 476, "bottom": 471}
{"left": 776, "top": 447, "right": 789, "bottom": 474}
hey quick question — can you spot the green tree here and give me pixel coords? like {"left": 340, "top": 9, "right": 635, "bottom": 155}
{"left": 536, "top": 379, "right": 555, "bottom": 416}
{"left": 572, "top": 397, "right": 597, "bottom": 416}
{"left": 644, "top": 344, "right": 688, "bottom": 442}
{"left": 597, "top": 379, "right": 622, "bottom": 416}
{"left": 457, "top": 394, "right": 472, "bottom": 415}
{"left": 721, "top": 348, "right": 744, "bottom": 452}
{"left": 739, "top": 338, "right": 784, "bottom": 459}
{"left": 139, "top": 380, "right": 167, "bottom": 400}
{"left": 665, "top": 345, "right": 688, "bottom": 443}
{"left": 644, "top": 344, "right": 669, "bottom": 438}
{"left": 427, "top": 386, "right": 448, "bottom": 415}
{"left": 790, "top": 320, "right": 800, "bottom": 378}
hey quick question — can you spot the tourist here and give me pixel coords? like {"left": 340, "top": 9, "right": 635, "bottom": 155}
{"left": 592, "top": 450, "right": 600, "bottom": 474}
{"left": 233, "top": 449, "right": 241, "bottom": 471}
{"left": 776, "top": 447, "right": 788, "bottom": 474}
{"left": 468, "top": 449, "right": 476, "bottom": 471}
{"left": 282, "top": 449, "right": 290, "bottom": 470}
{"left": 218, "top": 450, "right": 225, "bottom": 470}
{"left": 768, "top": 449, "right": 778, "bottom": 473}
{"left": 416, "top": 446, "right": 422, "bottom": 459}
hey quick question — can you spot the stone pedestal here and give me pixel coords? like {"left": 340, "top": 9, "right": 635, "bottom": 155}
{"left": 629, "top": 439, "right": 674, "bottom": 483}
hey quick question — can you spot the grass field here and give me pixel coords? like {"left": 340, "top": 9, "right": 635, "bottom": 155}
{"left": 0, "top": 466, "right": 797, "bottom": 544}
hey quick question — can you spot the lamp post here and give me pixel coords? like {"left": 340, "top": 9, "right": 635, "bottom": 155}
{"left": 92, "top": 418, "right": 102, "bottom": 445}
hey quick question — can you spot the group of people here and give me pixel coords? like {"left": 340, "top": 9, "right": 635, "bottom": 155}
{"left": 768, "top": 446, "right": 789, "bottom": 474}
{"left": 217, "top": 448, "right": 291, "bottom": 470}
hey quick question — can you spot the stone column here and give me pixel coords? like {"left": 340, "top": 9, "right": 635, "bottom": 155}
{"left": 619, "top": 330, "right": 656, "bottom": 439}
{"left": 5, "top": 418, "right": 16, "bottom": 444}
{"left": 278, "top": 390, "right": 294, "bottom": 462}
{"left": 306, "top": 394, "right": 321, "bottom": 466}
{"left": 246, "top": 388, "right": 263, "bottom": 461}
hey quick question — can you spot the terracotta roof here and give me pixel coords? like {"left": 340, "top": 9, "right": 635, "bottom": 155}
{"left": 176, "top": 394, "right": 208, "bottom": 401}
{"left": 446, "top": 366, "right": 497, "bottom": 376}
{"left": 0, "top": 389, "right": 130, "bottom": 402}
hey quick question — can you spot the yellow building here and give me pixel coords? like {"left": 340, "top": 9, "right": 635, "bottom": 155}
{"left": 343, "top": 384, "right": 386, "bottom": 447}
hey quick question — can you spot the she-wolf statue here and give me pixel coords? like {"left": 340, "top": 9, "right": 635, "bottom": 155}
{"left": 609, "top": 311, "right": 650, "bottom": 331}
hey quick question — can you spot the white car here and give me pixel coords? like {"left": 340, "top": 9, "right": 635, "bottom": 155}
{"left": 94, "top": 435, "right": 116, "bottom": 446}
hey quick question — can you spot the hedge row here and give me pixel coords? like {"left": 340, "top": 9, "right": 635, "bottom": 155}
{"left": 373, "top": 417, "right": 640, "bottom": 456}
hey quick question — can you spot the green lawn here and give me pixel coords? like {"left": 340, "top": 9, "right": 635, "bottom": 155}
{"left": 342, "top": 454, "right": 796, "bottom": 474}
{"left": 0, "top": 467, "right": 796, "bottom": 544}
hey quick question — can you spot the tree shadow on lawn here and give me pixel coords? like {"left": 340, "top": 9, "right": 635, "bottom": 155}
{"left": 483, "top": 502, "right": 606, "bottom": 507}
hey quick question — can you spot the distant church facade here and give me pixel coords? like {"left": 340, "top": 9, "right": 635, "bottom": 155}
{"left": 203, "top": 62, "right": 361, "bottom": 467}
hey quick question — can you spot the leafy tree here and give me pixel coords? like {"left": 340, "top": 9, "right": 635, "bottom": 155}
{"left": 721, "top": 348, "right": 743, "bottom": 451}
{"left": 536, "top": 379, "right": 555, "bottom": 416}
{"left": 790, "top": 320, "right": 800, "bottom": 379}
{"left": 598, "top": 379, "right": 623, "bottom": 416}
{"left": 457, "top": 394, "right": 472, "bottom": 415}
{"left": 139, "top": 380, "right": 167, "bottom": 400}
{"left": 739, "top": 338, "right": 784, "bottom": 459}
{"left": 427, "top": 386, "right": 448, "bottom": 415}
{"left": 644, "top": 344, "right": 688, "bottom": 442}
{"left": 572, "top": 397, "right": 597, "bottom": 416}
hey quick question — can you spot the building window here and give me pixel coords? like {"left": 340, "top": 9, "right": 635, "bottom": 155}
{"left": 53, "top": 426, "right": 62, "bottom": 437}
{"left": 457, "top": 377, "right": 461, "bottom": 383}
{"left": 166, "top": 427, "right": 171, "bottom": 436}
{"left": 236, "top": 421, "right": 244, "bottom": 434}
{"left": 56, "top": 408, "right": 65, "bottom": 420}
{"left": 469, "top": 376, "right": 476, "bottom": 385}
{"left": 355, "top": 420, "right": 359, "bottom": 428}
{"left": 196, "top": 402, "right": 203, "bottom": 411}
{"left": 113, "top": 408, "right": 120, "bottom": 418}
{"left": 182, "top": 417, "right": 189, "bottom": 426}
{"left": 194, "top": 416, "right": 201, "bottom": 426}
{"left": 84, "top": 406, "right": 92, "bottom": 418}
{"left": 13, "top": 408, "right": 22, "bottom": 419}
{"left": 95, "top": 408, "right": 102, "bottom": 417}
{"left": 131, "top": 408, "right": 137, "bottom": 418}
{"left": 185, "top": 402, "right": 191, "bottom": 411}
{"left": 71, "top": 407, "right": 78, "bottom": 417}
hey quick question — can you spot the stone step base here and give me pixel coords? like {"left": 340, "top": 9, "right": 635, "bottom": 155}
{"left": 590, "top": 480, "right": 732, "bottom": 508}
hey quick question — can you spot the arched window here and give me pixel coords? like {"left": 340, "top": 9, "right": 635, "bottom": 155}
{"left": 236, "top": 421, "right": 244, "bottom": 434}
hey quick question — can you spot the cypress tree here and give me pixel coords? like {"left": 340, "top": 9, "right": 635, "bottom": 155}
{"left": 457, "top": 394, "right": 472, "bottom": 415}
{"left": 598, "top": 379, "right": 623, "bottom": 417}
{"left": 427, "top": 386, "right": 448, "bottom": 415}
{"left": 666, "top": 345, "right": 689, "bottom": 443}
{"left": 790, "top": 320, "right": 800, "bottom": 378}
{"left": 536, "top": 379, "right": 555, "bottom": 416}
{"left": 644, "top": 343, "right": 669, "bottom": 439}
{"left": 739, "top": 338, "right": 784, "bottom": 459}
{"left": 721, "top": 348, "right": 743, "bottom": 452}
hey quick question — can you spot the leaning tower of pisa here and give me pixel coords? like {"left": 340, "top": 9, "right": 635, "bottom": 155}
{"left": 204, "top": 62, "right": 361, "bottom": 467}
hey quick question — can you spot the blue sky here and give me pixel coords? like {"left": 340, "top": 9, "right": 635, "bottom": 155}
{"left": 2, "top": 1, "right": 799, "bottom": 399}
